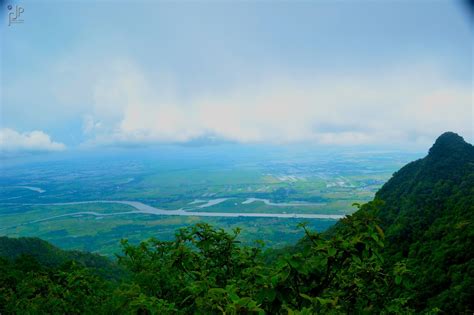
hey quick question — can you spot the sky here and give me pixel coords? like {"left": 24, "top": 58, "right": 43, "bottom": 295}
{"left": 0, "top": 0, "right": 472, "bottom": 156}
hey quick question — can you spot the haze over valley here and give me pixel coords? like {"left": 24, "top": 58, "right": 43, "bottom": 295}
{"left": 0, "top": 146, "right": 420, "bottom": 255}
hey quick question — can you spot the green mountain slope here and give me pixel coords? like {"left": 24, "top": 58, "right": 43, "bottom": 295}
{"left": 374, "top": 132, "right": 474, "bottom": 311}
{"left": 0, "top": 236, "right": 124, "bottom": 280}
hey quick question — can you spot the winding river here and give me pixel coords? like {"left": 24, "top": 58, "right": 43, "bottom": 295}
{"left": 0, "top": 199, "right": 344, "bottom": 231}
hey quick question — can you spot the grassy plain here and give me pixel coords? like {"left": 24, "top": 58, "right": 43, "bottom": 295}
{"left": 0, "top": 147, "right": 420, "bottom": 256}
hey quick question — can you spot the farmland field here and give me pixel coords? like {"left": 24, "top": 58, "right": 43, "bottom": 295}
{"left": 0, "top": 146, "right": 421, "bottom": 256}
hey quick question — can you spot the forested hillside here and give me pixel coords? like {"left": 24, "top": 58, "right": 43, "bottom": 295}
{"left": 0, "top": 132, "right": 472, "bottom": 314}
{"left": 0, "top": 236, "right": 124, "bottom": 280}
{"left": 374, "top": 132, "right": 474, "bottom": 311}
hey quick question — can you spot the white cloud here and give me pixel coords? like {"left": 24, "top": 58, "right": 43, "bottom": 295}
{"left": 81, "top": 61, "right": 472, "bottom": 147}
{"left": 82, "top": 115, "right": 103, "bottom": 134}
{"left": 0, "top": 128, "right": 66, "bottom": 152}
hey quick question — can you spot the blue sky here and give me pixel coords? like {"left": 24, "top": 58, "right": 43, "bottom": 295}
{"left": 1, "top": 0, "right": 472, "bottom": 154}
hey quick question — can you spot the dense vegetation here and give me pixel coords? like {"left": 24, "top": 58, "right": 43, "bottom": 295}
{"left": 0, "top": 132, "right": 472, "bottom": 313}
{"left": 0, "top": 236, "right": 124, "bottom": 281}
{"left": 374, "top": 132, "right": 474, "bottom": 312}
{"left": 1, "top": 207, "right": 408, "bottom": 314}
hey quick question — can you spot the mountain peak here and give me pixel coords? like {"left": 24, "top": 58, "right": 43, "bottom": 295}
{"left": 433, "top": 131, "right": 465, "bottom": 144}
{"left": 428, "top": 132, "right": 470, "bottom": 157}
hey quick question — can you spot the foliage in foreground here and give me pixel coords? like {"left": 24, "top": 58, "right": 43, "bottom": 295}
{"left": 0, "top": 204, "right": 412, "bottom": 314}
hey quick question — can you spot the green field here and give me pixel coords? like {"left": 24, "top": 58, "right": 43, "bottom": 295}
{"left": 0, "top": 147, "right": 420, "bottom": 256}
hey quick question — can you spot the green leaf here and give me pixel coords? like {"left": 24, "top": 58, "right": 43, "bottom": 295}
{"left": 395, "top": 275, "right": 402, "bottom": 285}
{"left": 375, "top": 224, "right": 385, "bottom": 238}
{"left": 300, "top": 293, "right": 313, "bottom": 302}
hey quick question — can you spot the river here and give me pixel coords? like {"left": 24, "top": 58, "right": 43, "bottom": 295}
{"left": 2, "top": 200, "right": 345, "bottom": 222}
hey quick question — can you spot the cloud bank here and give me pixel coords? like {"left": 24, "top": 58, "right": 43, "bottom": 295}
{"left": 0, "top": 128, "right": 66, "bottom": 152}
{"left": 79, "top": 61, "right": 472, "bottom": 148}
